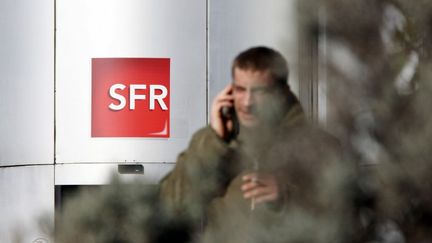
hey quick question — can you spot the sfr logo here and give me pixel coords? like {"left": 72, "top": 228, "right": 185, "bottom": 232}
{"left": 92, "top": 58, "right": 170, "bottom": 137}
{"left": 108, "top": 84, "right": 168, "bottom": 111}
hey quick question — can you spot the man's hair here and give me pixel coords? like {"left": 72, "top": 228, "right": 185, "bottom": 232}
{"left": 232, "top": 46, "right": 289, "bottom": 87}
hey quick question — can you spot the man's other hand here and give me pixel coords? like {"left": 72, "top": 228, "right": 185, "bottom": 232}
{"left": 241, "top": 172, "right": 279, "bottom": 205}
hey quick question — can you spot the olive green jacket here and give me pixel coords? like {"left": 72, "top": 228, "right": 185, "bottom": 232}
{"left": 159, "top": 101, "right": 346, "bottom": 243}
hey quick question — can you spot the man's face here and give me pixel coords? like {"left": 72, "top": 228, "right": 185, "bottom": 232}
{"left": 233, "top": 67, "right": 283, "bottom": 128}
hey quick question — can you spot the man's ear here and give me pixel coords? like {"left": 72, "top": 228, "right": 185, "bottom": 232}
{"left": 276, "top": 84, "right": 290, "bottom": 96}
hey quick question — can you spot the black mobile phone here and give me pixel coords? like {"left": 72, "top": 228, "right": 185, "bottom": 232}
{"left": 221, "top": 106, "right": 239, "bottom": 139}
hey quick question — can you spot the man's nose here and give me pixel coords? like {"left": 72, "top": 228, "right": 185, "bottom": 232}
{"left": 244, "top": 90, "right": 254, "bottom": 107}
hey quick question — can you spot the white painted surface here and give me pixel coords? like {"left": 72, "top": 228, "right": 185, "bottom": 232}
{"left": 0, "top": 166, "right": 54, "bottom": 243}
{"left": 55, "top": 163, "right": 174, "bottom": 185}
{"left": 0, "top": 0, "right": 54, "bottom": 165}
{"left": 56, "top": 0, "right": 207, "bottom": 163}
{"left": 0, "top": 1, "right": 304, "bottom": 241}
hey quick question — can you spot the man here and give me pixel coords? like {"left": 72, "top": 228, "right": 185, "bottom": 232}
{"left": 159, "top": 47, "right": 346, "bottom": 243}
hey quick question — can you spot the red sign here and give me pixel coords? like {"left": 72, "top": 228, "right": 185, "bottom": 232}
{"left": 92, "top": 58, "right": 170, "bottom": 137}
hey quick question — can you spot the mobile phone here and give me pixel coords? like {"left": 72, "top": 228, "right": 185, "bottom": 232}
{"left": 221, "top": 106, "right": 239, "bottom": 139}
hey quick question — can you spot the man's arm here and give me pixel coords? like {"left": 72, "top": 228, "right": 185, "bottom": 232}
{"left": 159, "top": 84, "right": 236, "bottom": 222}
{"left": 159, "top": 126, "right": 233, "bottom": 222}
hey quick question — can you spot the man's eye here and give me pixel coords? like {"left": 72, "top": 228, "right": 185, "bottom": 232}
{"left": 252, "top": 88, "right": 271, "bottom": 95}
{"left": 234, "top": 87, "right": 245, "bottom": 93}
{"left": 253, "top": 89, "right": 266, "bottom": 95}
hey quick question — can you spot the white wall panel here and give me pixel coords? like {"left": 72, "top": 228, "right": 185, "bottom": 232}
{"left": 55, "top": 163, "right": 174, "bottom": 185}
{"left": 209, "top": 0, "right": 299, "bottom": 105}
{"left": 0, "top": 166, "right": 54, "bottom": 243}
{"left": 56, "top": 0, "right": 207, "bottom": 163}
{"left": 0, "top": 0, "right": 54, "bottom": 165}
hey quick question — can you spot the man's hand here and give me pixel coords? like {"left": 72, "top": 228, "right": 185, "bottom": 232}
{"left": 241, "top": 172, "right": 279, "bottom": 205}
{"left": 211, "top": 84, "right": 235, "bottom": 140}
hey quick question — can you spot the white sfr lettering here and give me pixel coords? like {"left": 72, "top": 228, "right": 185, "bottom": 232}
{"left": 130, "top": 84, "right": 147, "bottom": 110}
{"left": 150, "top": 85, "right": 168, "bottom": 110}
{"left": 108, "top": 83, "right": 168, "bottom": 111}
{"left": 108, "top": 84, "right": 126, "bottom": 110}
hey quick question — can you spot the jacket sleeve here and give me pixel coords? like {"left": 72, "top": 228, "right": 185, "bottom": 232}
{"left": 158, "top": 126, "right": 234, "bottom": 223}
